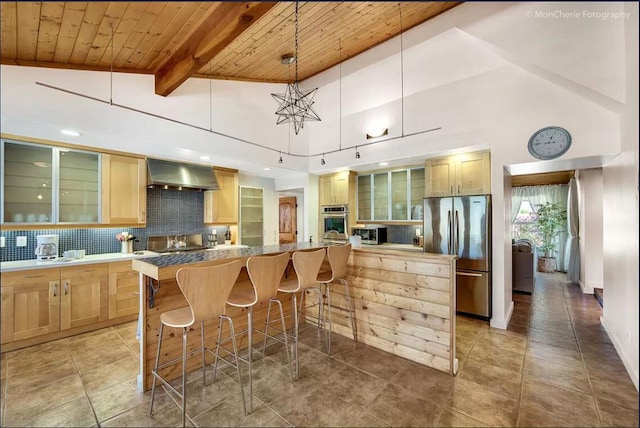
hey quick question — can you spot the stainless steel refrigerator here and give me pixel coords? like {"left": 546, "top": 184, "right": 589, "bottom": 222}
{"left": 423, "top": 195, "right": 491, "bottom": 319}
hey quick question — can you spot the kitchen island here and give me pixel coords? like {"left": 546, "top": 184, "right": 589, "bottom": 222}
{"left": 131, "top": 243, "right": 457, "bottom": 391}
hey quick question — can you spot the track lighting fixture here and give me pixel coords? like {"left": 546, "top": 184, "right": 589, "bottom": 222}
{"left": 321, "top": 154, "right": 326, "bottom": 165}
{"left": 355, "top": 146, "right": 360, "bottom": 159}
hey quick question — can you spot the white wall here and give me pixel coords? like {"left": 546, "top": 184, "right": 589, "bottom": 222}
{"left": 577, "top": 169, "right": 604, "bottom": 293}
{"left": 600, "top": 1, "right": 639, "bottom": 389}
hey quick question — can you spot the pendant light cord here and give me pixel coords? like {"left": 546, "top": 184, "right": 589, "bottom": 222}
{"left": 399, "top": 3, "right": 404, "bottom": 137}
{"left": 339, "top": 37, "right": 342, "bottom": 151}
{"left": 294, "top": 1, "right": 299, "bottom": 83}
{"left": 109, "top": 23, "right": 114, "bottom": 105}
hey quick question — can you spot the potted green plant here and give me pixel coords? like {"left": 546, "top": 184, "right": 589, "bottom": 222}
{"left": 535, "top": 202, "right": 567, "bottom": 272}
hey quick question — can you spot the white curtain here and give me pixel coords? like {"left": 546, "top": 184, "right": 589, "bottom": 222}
{"left": 512, "top": 184, "right": 569, "bottom": 271}
{"left": 565, "top": 178, "right": 580, "bottom": 282}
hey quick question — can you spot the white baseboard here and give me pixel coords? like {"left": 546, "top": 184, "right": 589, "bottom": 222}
{"left": 580, "top": 280, "right": 594, "bottom": 294}
{"left": 601, "top": 315, "right": 639, "bottom": 391}
{"left": 490, "top": 301, "right": 514, "bottom": 330}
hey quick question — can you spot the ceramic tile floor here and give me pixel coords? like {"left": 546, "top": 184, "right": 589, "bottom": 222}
{"left": 1, "top": 272, "right": 638, "bottom": 427}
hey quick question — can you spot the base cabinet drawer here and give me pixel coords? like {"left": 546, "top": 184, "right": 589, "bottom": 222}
{"left": 108, "top": 261, "right": 140, "bottom": 319}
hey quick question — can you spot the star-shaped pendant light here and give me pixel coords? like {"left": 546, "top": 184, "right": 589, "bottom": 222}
{"left": 271, "top": 1, "right": 321, "bottom": 135}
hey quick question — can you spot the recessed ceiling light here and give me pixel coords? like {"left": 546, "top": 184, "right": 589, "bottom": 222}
{"left": 263, "top": 167, "right": 271, "bottom": 171}
{"left": 60, "top": 129, "right": 80, "bottom": 137}
{"left": 379, "top": 162, "right": 389, "bottom": 166}
{"left": 199, "top": 156, "right": 211, "bottom": 161}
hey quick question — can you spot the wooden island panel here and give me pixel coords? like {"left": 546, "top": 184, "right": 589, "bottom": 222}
{"left": 132, "top": 243, "right": 457, "bottom": 391}
{"left": 314, "top": 247, "right": 457, "bottom": 375}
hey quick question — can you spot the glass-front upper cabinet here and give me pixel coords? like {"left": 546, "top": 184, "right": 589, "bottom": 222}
{"left": 373, "top": 173, "right": 388, "bottom": 221}
{"left": 357, "top": 175, "right": 371, "bottom": 221}
{"left": 391, "top": 170, "right": 408, "bottom": 220}
{"left": 58, "top": 150, "right": 100, "bottom": 223}
{"left": 3, "top": 141, "right": 54, "bottom": 223}
{"left": 410, "top": 168, "right": 425, "bottom": 220}
{"left": 356, "top": 166, "right": 425, "bottom": 222}
{"left": 2, "top": 140, "right": 100, "bottom": 224}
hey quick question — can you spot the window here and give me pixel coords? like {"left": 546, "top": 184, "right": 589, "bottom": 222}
{"left": 512, "top": 199, "right": 541, "bottom": 247}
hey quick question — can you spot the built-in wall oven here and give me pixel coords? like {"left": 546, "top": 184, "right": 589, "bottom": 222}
{"left": 321, "top": 205, "right": 349, "bottom": 242}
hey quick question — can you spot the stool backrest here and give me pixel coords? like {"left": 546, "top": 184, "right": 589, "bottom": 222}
{"left": 292, "top": 248, "right": 326, "bottom": 291}
{"left": 327, "top": 243, "right": 352, "bottom": 281}
{"left": 246, "top": 252, "right": 290, "bottom": 304}
{"left": 176, "top": 260, "right": 242, "bottom": 324}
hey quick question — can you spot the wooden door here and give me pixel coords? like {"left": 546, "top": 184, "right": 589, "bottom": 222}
{"left": 101, "top": 154, "right": 147, "bottom": 224}
{"left": 456, "top": 151, "right": 491, "bottom": 195}
{"left": 60, "top": 264, "right": 108, "bottom": 330}
{"left": 279, "top": 197, "right": 297, "bottom": 244}
{"left": 205, "top": 169, "right": 239, "bottom": 224}
{"left": 319, "top": 175, "right": 334, "bottom": 205}
{"left": 426, "top": 157, "right": 454, "bottom": 197}
{"left": 333, "top": 172, "right": 350, "bottom": 205}
{"left": 108, "top": 261, "right": 140, "bottom": 319}
{"left": 1, "top": 268, "right": 60, "bottom": 344}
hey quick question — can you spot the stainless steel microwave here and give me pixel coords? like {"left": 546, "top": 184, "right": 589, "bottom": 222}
{"left": 352, "top": 227, "right": 387, "bottom": 245}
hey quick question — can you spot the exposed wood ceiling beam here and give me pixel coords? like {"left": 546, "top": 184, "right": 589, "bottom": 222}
{"left": 154, "top": 2, "right": 277, "bottom": 97}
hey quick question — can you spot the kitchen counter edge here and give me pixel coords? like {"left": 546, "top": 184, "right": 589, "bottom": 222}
{"left": 0, "top": 251, "right": 160, "bottom": 273}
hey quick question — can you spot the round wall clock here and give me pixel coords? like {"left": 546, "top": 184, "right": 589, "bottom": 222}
{"left": 527, "top": 126, "right": 572, "bottom": 160}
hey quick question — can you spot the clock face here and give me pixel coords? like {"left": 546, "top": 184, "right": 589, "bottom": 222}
{"left": 528, "top": 126, "right": 572, "bottom": 160}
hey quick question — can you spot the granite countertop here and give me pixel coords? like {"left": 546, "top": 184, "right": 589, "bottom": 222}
{"left": 136, "top": 242, "right": 329, "bottom": 269}
{"left": 0, "top": 250, "right": 160, "bottom": 273}
{"left": 372, "top": 243, "right": 424, "bottom": 252}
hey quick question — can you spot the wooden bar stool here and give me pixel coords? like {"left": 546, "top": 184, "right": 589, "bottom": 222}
{"left": 317, "top": 243, "right": 357, "bottom": 355}
{"left": 268, "top": 248, "right": 326, "bottom": 379}
{"left": 149, "top": 261, "right": 245, "bottom": 428}
{"left": 226, "top": 252, "right": 291, "bottom": 413}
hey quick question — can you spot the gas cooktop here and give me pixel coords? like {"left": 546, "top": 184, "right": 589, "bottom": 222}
{"left": 146, "top": 234, "right": 210, "bottom": 254}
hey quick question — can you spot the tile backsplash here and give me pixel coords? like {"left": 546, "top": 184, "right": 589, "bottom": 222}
{"left": 1, "top": 188, "right": 226, "bottom": 262}
{"left": 385, "top": 225, "right": 423, "bottom": 244}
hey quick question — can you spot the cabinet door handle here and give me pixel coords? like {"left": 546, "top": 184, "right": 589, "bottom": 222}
{"left": 457, "top": 271, "right": 483, "bottom": 277}
{"left": 77, "top": 269, "right": 94, "bottom": 273}
{"left": 450, "top": 185, "right": 453, "bottom": 194}
{"left": 25, "top": 274, "right": 44, "bottom": 279}
{"left": 64, "top": 281, "right": 69, "bottom": 295}
{"left": 53, "top": 283, "right": 58, "bottom": 297}
{"left": 458, "top": 185, "right": 461, "bottom": 194}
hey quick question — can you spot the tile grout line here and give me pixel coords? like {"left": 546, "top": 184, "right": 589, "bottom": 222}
{"left": 514, "top": 277, "right": 535, "bottom": 427}
{"left": 561, "top": 278, "right": 605, "bottom": 426}
{"left": 68, "top": 333, "right": 104, "bottom": 428}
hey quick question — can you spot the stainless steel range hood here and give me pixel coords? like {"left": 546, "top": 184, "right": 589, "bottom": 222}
{"left": 146, "top": 158, "right": 219, "bottom": 190}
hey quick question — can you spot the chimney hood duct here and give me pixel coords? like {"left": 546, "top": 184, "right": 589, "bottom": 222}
{"left": 146, "top": 158, "right": 219, "bottom": 190}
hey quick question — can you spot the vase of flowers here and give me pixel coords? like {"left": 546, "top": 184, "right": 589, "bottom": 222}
{"left": 116, "top": 232, "right": 135, "bottom": 254}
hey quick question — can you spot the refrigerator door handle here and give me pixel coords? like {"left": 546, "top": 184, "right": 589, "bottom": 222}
{"left": 447, "top": 210, "right": 452, "bottom": 255}
{"left": 455, "top": 210, "right": 460, "bottom": 255}
{"left": 457, "top": 271, "right": 483, "bottom": 277}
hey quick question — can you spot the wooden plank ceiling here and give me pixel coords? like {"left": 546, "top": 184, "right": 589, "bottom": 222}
{"left": 0, "top": 1, "right": 460, "bottom": 96}
{"left": 511, "top": 170, "right": 575, "bottom": 187}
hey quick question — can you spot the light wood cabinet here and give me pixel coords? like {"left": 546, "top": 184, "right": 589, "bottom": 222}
{"left": 204, "top": 168, "right": 238, "bottom": 224}
{"left": 1, "top": 268, "right": 61, "bottom": 344}
{"left": 60, "top": 264, "right": 109, "bottom": 330}
{"left": 319, "top": 171, "right": 355, "bottom": 206}
{"left": 108, "top": 261, "right": 140, "bottom": 319}
{"left": 425, "top": 151, "right": 490, "bottom": 197}
{"left": 101, "top": 154, "right": 147, "bottom": 225}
